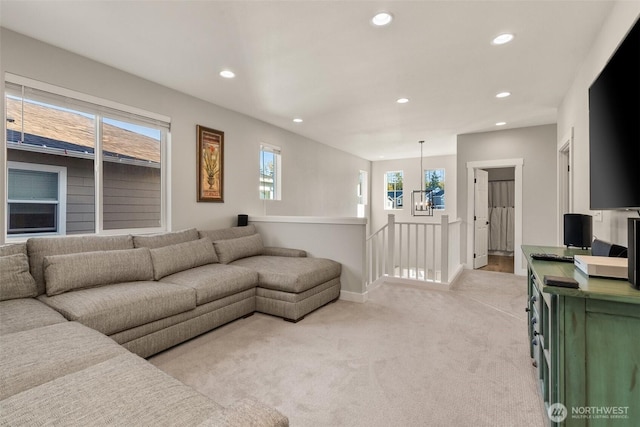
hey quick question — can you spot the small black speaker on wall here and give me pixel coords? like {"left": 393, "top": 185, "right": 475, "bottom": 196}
{"left": 237, "top": 214, "right": 248, "bottom": 227}
{"left": 629, "top": 218, "right": 640, "bottom": 289}
{"left": 564, "top": 213, "right": 593, "bottom": 249}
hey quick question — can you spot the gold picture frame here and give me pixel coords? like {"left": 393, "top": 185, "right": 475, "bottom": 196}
{"left": 197, "top": 125, "right": 224, "bottom": 202}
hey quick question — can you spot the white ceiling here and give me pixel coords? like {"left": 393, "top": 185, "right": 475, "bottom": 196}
{"left": 0, "top": 1, "right": 613, "bottom": 161}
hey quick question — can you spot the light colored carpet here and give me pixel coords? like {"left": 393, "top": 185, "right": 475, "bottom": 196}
{"left": 150, "top": 269, "right": 546, "bottom": 426}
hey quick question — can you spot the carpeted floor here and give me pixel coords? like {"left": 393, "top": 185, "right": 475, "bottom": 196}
{"left": 149, "top": 269, "right": 546, "bottom": 426}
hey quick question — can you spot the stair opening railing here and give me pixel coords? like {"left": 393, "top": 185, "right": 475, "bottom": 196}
{"left": 366, "top": 214, "right": 450, "bottom": 286}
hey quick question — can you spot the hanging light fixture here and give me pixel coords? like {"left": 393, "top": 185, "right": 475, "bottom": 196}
{"left": 411, "top": 140, "right": 433, "bottom": 216}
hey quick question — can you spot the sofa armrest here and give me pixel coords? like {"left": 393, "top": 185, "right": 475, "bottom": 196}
{"left": 262, "top": 247, "right": 307, "bottom": 258}
{"left": 196, "top": 398, "right": 289, "bottom": 427}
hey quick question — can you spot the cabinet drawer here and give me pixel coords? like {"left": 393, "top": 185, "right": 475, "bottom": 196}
{"left": 530, "top": 280, "right": 543, "bottom": 320}
{"left": 531, "top": 304, "right": 545, "bottom": 349}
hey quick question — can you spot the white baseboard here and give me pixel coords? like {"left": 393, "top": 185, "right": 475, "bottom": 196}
{"left": 340, "top": 289, "right": 368, "bottom": 303}
{"left": 383, "top": 276, "right": 451, "bottom": 292}
{"left": 447, "top": 264, "right": 464, "bottom": 285}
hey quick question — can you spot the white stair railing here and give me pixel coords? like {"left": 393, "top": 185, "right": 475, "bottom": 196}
{"left": 366, "top": 214, "right": 449, "bottom": 287}
{"left": 365, "top": 221, "right": 388, "bottom": 286}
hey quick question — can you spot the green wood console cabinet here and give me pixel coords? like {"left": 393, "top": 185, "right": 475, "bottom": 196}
{"left": 522, "top": 245, "right": 640, "bottom": 426}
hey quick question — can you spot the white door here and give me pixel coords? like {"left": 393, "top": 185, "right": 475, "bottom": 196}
{"left": 474, "top": 169, "right": 489, "bottom": 269}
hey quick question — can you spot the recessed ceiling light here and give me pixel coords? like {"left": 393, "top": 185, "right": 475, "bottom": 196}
{"left": 396, "top": 98, "right": 409, "bottom": 104}
{"left": 219, "top": 70, "right": 235, "bottom": 79}
{"left": 293, "top": 118, "right": 303, "bottom": 123}
{"left": 496, "top": 121, "right": 507, "bottom": 126}
{"left": 492, "top": 33, "right": 514, "bottom": 45}
{"left": 372, "top": 12, "right": 393, "bottom": 26}
{"left": 496, "top": 91, "right": 511, "bottom": 98}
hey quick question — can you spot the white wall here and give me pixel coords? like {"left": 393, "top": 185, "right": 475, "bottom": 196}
{"left": 370, "top": 154, "right": 457, "bottom": 232}
{"left": 250, "top": 216, "right": 367, "bottom": 297}
{"left": 0, "top": 29, "right": 371, "bottom": 241}
{"left": 557, "top": 3, "right": 640, "bottom": 246}
{"left": 457, "top": 124, "right": 558, "bottom": 269}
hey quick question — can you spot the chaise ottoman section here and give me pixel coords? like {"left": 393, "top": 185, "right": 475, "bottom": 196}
{"left": 0, "top": 298, "right": 67, "bottom": 336}
{"left": 196, "top": 398, "right": 289, "bottom": 427}
{"left": 0, "top": 353, "right": 225, "bottom": 427}
{"left": 232, "top": 256, "right": 340, "bottom": 293}
{"left": 231, "top": 256, "right": 341, "bottom": 321}
{"left": 38, "top": 281, "right": 196, "bottom": 336}
{"left": 0, "top": 322, "right": 129, "bottom": 400}
{"left": 256, "top": 277, "right": 341, "bottom": 322}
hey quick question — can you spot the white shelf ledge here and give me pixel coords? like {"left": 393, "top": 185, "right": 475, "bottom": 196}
{"left": 249, "top": 216, "right": 367, "bottom": 226}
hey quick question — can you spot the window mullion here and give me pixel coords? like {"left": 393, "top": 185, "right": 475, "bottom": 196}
{"left": 95, "top": 115, "right": 103, "bottom": 234}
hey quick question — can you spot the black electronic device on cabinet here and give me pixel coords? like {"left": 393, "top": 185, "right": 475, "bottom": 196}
{"left": 564, "top": 213, "right": 593, "bottom": 249}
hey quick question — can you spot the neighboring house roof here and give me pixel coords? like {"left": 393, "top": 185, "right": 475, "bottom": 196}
{"left": 6, "top": 97, "right": 160, "bottom": 164}
{"left": 6, "top": 129, "right": 148, "bottom": 164}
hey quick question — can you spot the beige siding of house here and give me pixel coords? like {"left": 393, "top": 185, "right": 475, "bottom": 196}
{"left": 66, "top": 164, "right": 96, "bottom": 234}
{"left": 8, "top": 150, "right": 160, "bottom": 234}
{"left": 103, "top": 162, "right": 161, "bottom": 230}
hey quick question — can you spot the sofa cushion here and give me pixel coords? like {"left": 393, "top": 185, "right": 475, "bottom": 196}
{"left": 38, "top": 281, "right": 196, "bottom": 336}
{"left": 0, "top": 353, "right": 223, "bottom": 427}
{"left": 161, "top": 263, "right": 258, "bottom": 305}
{"left": 199, "top": 224, "right": 257, "bottom": 242}
{"left": 0, "top": 253, "right": 38, "bottom": 301}
{"left": 150, "top": 238, "right": 218, "bottom": 280}
{"left": 43, "top": 247, "right": 154, "bottom": 296}
{"left": 0, "top": 298, "right": 67, "bottom": 336}
{"left": 232, "top": 256, "right": 341, "bottom": 293}
{"left": 133, "top": 228, "right": 200, "bottom": 249}
{"left": 0, "top": 322, "right": 129, "bottom": 400}
{"left": 27, "top": 234, "right": 134, "bottom": 295}
{"left": 262, "top": 246, "right": 307, "bottom": 257}
{"left": 196, "top": 398, "right": 289, "bottom": 427}
{"left": 0, "top": 242, "right": 27, "bottom": 257}
{"left": 109, "top": 288, "right": 255, "bottom": 357}
{"left": 214, "top": 233, "right": 264, "bottom": 264}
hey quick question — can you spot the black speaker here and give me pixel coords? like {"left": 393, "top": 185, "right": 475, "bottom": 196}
{"left": 564, "top": 214, "right": 593, "bottom": 249}
{"left": 237, "top": 214, "right": 248, "bottom": 227}
{"left": 591, "top": 239, "right": 627, "bottom": 258}
{"left": 629, "top": 218, "right": 640, "bottom": 289}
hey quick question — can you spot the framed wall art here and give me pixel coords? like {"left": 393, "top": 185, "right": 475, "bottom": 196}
{"left": 196, "top": 125, "right": 224, "bottom": 202}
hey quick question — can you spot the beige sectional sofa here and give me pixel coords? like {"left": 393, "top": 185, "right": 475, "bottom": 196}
{"left": 0, "top": 224, "right": 342, "bottom": 426}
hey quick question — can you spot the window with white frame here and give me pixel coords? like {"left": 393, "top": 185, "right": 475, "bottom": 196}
{"left": 424, "top": 168, "right": 445, "bottom": 209}
{"left": 7, "top": 162, "right": 67, "bottom": 235}
{"left": 260, "top": 144, "right": 281, "bottom": 200}
{"left": 384, "top": 171, "right": 403, "bottom": 210}
{"left": 357, "top": 170, "right": 368, "bottom": 218}
{"left": 4, "top": 75, "right": 170, "bottom": 238}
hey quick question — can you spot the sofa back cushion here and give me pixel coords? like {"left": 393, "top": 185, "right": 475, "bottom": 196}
{"left": 27, "top": 235, "right": 134, "bottom": 295}
{"left": 198, "top": 225, "right": 257, "bottom": 242}
{"left": 149, "top": 238, "right": 218, "bottom": 280}
{"left": 43, "top": 247, "right": 154, "bottom": 296}
{"left": 133, "top": 228, "right": 199, "bottom": 249}
{"left": 0, "top": 253, "right": 38, "bottom": 301}
{"left": 213, "top": 233, "right": 264, "bottom": 264}
{"left": 0, "top": 243, "right": 27, "bottom": 258}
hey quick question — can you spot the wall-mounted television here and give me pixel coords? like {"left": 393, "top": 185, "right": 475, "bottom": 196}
{"left": 589, "top": 18, "right": 640, "bottom": 210}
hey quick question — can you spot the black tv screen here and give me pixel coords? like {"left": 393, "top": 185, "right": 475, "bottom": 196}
{"left": 589, "top": 18, "right": 640, "bottom": 210}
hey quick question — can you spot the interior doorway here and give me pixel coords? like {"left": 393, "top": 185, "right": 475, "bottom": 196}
{"left": 558, "top": 128, "right": 573, "bottom": 245}
{"left": 482, "top": 167, "right": 515, "bottom": 273}
{"left": 467, "top": 159, "right": 525, "bottom": 275}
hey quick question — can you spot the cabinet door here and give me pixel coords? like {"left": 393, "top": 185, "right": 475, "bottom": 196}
{"left": 584, "top": 300, "right": 640, "bottom": 425}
